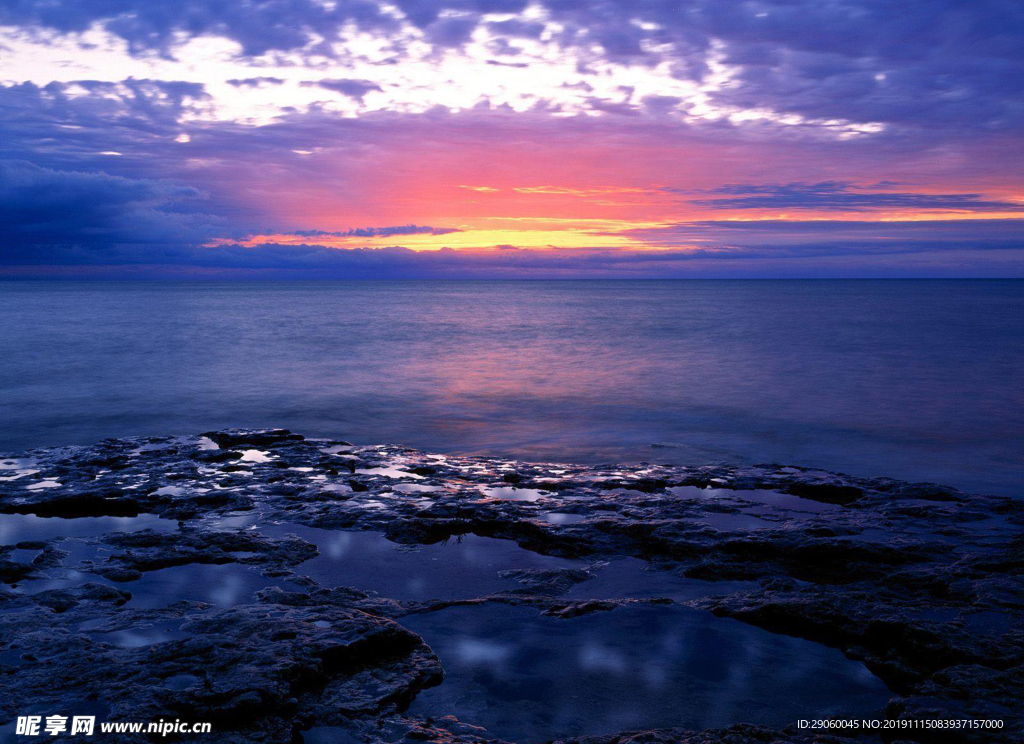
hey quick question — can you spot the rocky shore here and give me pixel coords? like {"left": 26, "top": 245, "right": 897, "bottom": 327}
{"left": 1, "top": 429, "right": 1021, "bottom": 743}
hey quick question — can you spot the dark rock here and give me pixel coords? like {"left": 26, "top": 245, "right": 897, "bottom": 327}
{"left": 783, "top": 482, "right": 863, "bottom": 505}
{"left": 2, "top": 494, "right": 141, "bottom": 518}
{"left": 204, "top": 428, "right": 305, "bottom": 448}
{"left": 96, "top": 529, "right": 318, "bottom": 575}
{"left": 0, "top": 429, "right": 1020, "bottom": 743}
{"left": 497, "top": 567, "right": 595, "bottom": 595}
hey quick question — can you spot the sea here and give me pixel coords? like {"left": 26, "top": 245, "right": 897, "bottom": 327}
{"left": 1, "top": 279, "right": 1021, "bottom": 495}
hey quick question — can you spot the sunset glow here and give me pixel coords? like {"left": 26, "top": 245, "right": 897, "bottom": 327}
{"left": 2, "top": 0, "right": 1022, "bottom": 276}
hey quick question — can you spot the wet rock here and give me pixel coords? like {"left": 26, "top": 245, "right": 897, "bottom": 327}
{"left": 783, "top": 481, "right": 863, "bottom": 505}
{"left": 0, "top": 592, "right": 441, "bottom": 741}
{"left": 1, "top": 493, "right": 142, "bottom": 518}
{"left": 0, "top": 429, "right": 1021, "bottom": 743}
{"left": 886, "top": 664, "right": 1024, "bottom": 743}
{"left": 553, "top": 723, "right": 828, "bottom": 744}
{"left": 203, "top": 428, "right": 305, "bottom": 448}
{"left": 0, "top": 558, "right": 35, "bottom": 584}
{"left": 96, "top": 529, "right": 318, "bottom": 575}
{"left": 94, "top": 567, "right": 145, "bottom": 582}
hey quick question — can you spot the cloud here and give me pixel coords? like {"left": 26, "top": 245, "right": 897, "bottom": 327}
{"left": 688, "top": 182, "right": 1024, "bottom": 212}
{"left": 6, "top": 239, "right": 1023, "bottom": 280}
{"left": 485, "top": 18, "right": 545, "bottom": 39}
{"left": 1, "top": 72, "right": 1021, "bottom": 279}
{"left": 1, "top": 1, "right": 1021, "bottom": 136}
{"left": 300, "top": 79, "right": 383, "bottom": 100}
{"left": 619, "top": 218, "right": 1024, "bottom": 250}
{"left": 425, "top": 16, "right": 479, "bottom": 47}
{"left": 0, "top": 161, "right": 223, "bottom": 256}
{"left": 226, "top": 77, "right": 286, "bottom": 88}
{"left": 287, "top": 225, "right": 461, "bottom": 238}
{"left": 0, "top": 0, "right": 400, "bottom": 56}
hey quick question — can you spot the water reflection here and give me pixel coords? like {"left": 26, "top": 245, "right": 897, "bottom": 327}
{"left": 541, "top": 512, "right": 587, "bottom": 525}
{"left": 4, "top": 517, "right": 753, "bottom": 609}
{"left": 477, "top": 486, "right": 549, "bottom": 502}
{"left": 403, "top": 604, "right": 891, "bottom": 743}
{"left": 259, "top": 526, "right": 577, "bottom": 601}
{"left": 121, "top": 563, "right": 288, "bottom": 609}
{"left": 82, "top": 621, "right": 189, "bottom": 648}
{"left": 0, "top": 514, "right": 177, "bottom": 544}
{"left": 239, "top": 449, "right": 272, "bottom": 463}
{"left": 1, "top": 281, "right": 1020, "bottom": 494}
{"left": 1, "top": 515, "right": 895, "bottom": 742}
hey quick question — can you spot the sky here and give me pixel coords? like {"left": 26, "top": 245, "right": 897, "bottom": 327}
{"left": 1, "top": 0, "right": 1023, "bottom": 278}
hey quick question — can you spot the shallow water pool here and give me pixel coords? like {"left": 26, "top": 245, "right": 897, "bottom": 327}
{"left": 402, "top": 603, "right": 891, "bottom": 742}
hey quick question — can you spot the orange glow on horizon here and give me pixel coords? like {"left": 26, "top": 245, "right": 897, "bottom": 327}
{"left": 214, "top": 209, "right": 1024, "bottom": 253}
{"left": 209, "top": 123, "right": 1024, "bottom": 253}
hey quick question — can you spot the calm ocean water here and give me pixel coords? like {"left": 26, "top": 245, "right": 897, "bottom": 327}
{"left": 0, "top": 280, "right": 1021, "bottom": 495}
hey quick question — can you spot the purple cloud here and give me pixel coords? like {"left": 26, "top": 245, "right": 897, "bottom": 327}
{"left": 227, "top": 77, "right": 286, "bottom": 88}
{"left": 300, "top": 79, "right": 383, "bottom": 100}
{"left": 1, "top": 1, "right": 1021, "bottom": 134}
{"left": 687, "top": 182, "right": 1024, "bottom": 212}
{"left": 288, "top": 225, "right": 461, "bottom": 238}
{"left": 0, "top": 161, "right": 223, "bottom": 251}
{"left": 5, "top": 238, "right": 1022, "bottom": 280}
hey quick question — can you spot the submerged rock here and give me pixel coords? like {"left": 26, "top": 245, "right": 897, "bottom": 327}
{"left": 0, "top": 429, "right": 1021, "bottom": 743}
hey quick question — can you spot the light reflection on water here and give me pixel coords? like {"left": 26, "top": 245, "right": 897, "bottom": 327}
{"left": 477, "top": 485, "right": 549, "bottom": 502}
{"left": 1, "top": 516, "right": 894, "bottom": 740}
{"left": 260, "top": 525, "right": 579, "bottom": 601}
{"left": 120, "top": 563, "right": 288, "bottom": 609}
{"left": 402, "top": 603, "right": 891, "bottom": 743}
{"left": 1, "top": 280, "right": 1021, "bottom": 494}
{"left": 0, "top": 513, "right": 177, "bottom": 544}
{"left": 668, "top": 486, "right": 843, "bottom": 516}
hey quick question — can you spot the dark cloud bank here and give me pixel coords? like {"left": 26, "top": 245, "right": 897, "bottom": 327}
{"left": 6, "top": 223, "right": 1024, "bottom": 280}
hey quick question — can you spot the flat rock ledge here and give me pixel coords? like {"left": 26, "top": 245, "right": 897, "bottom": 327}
{"left": 1, "top": 428, "right": 1021, "bottom": 744}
